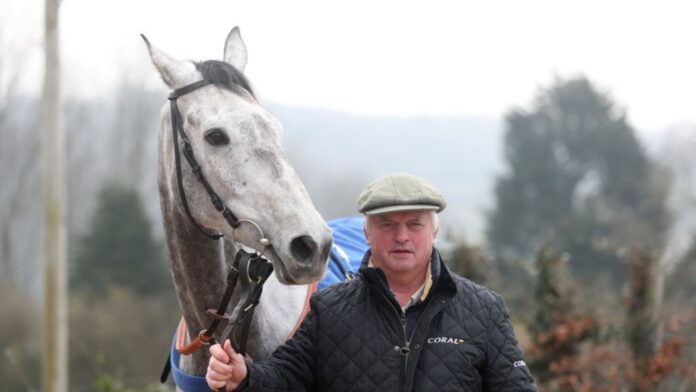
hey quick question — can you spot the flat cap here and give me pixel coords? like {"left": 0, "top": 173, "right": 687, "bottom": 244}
{"left": 357, "top": 173, "right": 446, "bottom": 215}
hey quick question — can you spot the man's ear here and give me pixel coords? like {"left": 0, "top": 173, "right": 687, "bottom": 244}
{"left": 363, "top": 226, "right": 370, "bottom": 245}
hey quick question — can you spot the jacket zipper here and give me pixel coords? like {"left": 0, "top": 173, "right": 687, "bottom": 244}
{"left": 401, "top": 302, "right": 432, "bottom": 390}
{"left": 400, "top": 312, "right": 410, "bottom": 387}
{"left": 375, "top": 290, "right": 409, "bottom": 389}
{"left": 376, "top": 288, "right": 434, "bottom": 391}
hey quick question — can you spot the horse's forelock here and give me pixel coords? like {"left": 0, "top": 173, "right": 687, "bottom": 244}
{"left": 195, "top": 60, "right": 256, "bottom": 99}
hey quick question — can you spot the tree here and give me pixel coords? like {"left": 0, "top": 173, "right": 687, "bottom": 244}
{"left": 527, "top": 242, "right": 596, "bottom": 388}
{"left": 443, "top": 232, "right": 495, "bottom": 286}
{"left": 70, "top": 183, "right": 170, "bottom": 297}
{"left": 42, "top": 0, "right": 68, "bottom": 390}
{"left": 487, "top": 76, "right": 671, "bottom": 284}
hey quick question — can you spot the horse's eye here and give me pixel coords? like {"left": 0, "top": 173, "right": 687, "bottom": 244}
{"left": 204, "top": 129, "right": 230, "bottom": 146}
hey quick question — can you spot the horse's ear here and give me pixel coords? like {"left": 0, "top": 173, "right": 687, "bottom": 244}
{"left": 141, "top": 34, "right": 199, "bottom": 89}
{"left": 223, "top": 27, "right": 248, "bottom": 73}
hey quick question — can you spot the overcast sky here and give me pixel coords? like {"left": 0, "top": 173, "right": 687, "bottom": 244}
{"left": 2, "top": 0, "right": 695, "bottom": 135}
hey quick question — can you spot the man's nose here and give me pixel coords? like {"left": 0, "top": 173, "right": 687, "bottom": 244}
{"left": 394, "top": 224, "right": 409, "bottom": 242}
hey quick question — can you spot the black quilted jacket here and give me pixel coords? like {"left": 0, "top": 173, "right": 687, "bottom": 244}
{"left": 241, "top": 249, "right": 537, "bottom": 391}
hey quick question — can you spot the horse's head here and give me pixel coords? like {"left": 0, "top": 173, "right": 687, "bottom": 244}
{"left": 143, "top": 28, "right": 331, "bottom": 285}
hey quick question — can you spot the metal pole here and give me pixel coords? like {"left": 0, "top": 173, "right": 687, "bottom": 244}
{"left": 42, "top": 0, "right": 68, "bottom": 390}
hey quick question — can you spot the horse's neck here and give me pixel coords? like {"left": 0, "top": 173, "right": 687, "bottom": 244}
{"left": 162, "top": 205, "right": 226, "bottom": 328}
{"left": 161, "top": 201, "right": 226, "bottom": 375}
{"left": 161, "top": 199, "right": 309, "bottom": 376}
{"left": 243, "top": 271, "right": 310, "bottom": 359}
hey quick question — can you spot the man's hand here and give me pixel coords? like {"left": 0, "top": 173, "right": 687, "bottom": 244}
{"left": 206, "top": 339, "right": 248, "bottom": 391}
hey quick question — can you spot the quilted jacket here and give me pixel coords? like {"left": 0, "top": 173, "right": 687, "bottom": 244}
{"left": 241, "top": 248, "right": 537, "bottom": 391}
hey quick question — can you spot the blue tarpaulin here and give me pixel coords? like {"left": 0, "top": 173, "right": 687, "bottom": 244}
{"left": 321, "top": 216, "right": 368, "bottom": 289}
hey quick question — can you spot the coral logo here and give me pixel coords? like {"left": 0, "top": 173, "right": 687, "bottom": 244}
{"left": 427, "top": 337, "right": 465, "bottom": 345}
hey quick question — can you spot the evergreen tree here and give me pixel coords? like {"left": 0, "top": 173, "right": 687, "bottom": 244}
{"left": 487, "top": 77, "right": 671, "bottom": 283}
{"left": 71, "top": 183, "right": 171, "bottom": 297}
{"left": 444, "top": 235, "right": 495, "bottom": 286}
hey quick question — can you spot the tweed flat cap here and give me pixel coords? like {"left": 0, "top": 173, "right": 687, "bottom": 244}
{"left": 357, "top": 173, "right": 446, "bottom": 215}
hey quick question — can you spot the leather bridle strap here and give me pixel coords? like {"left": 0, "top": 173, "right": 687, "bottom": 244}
{"left": 174, "top": 258, "right": 240, "bottom": 355}
{"left": 215, "top": 252, "right": 273, "bottom": 392}
{"left": 162, "top": 250, "right": 272, "bottom": 386}
{"left": 168, "top": 80, "right": 242, "bottom": 240}
{"left": 220, "top": 251, "right": 274, "bottom": 355}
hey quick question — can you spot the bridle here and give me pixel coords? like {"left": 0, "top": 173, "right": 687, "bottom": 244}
{"left": 161, "top": 80, "right": 276, "bottom": 385}
{"left": 168, "top": 79, "right": 270, "bottom": 251}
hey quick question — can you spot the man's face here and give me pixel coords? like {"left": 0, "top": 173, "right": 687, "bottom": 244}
{"left": 364, "top": 210, "right": 438, "bottom": 277}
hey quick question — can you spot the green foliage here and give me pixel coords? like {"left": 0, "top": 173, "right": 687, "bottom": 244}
{"left": 69, "top": 287, "right": 179, "bottom": 391}
{"left": 68, "top": 183, "right": 179, "bottom": 389}
{"left": 443, "top": 233, "right": 496, "bottom": 286}
{"left": 527, "top": 243, "right": 597, "bottom": 383}
{"left": 533, "top": 244, "right": 575, "bottom": 335}
{"left": 91, "top": 374, "right": 174, "bottom": 392}
{"left": 522, "top": 244, "right": 696, "bottom": 391}
{"left": 70, "top": 183, "right": 171, "bottom": 297}
{"left": 487, "top": 76, "right": 671, "bottom": 284}
{"left": 0, "top": 283, "right": 40, "bottom": 391}
{"left": 93, "top": 374, "right": 136, "bottom": 392}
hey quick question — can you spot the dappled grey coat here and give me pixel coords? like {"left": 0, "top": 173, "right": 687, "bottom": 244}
{"left": 240, "top": 249, "right": 537, "bottom": 391}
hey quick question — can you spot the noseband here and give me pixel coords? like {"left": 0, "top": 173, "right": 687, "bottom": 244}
{"left": 168, "top": 80, "right": 270, "bottom": 252}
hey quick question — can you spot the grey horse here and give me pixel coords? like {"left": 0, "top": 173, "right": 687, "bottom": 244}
{"left": 143, "top": 27, "right": 332, "bottom": 387}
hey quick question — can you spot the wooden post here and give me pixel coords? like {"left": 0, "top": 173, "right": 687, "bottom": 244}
{"left": 42, "top": 0, "right": 67, "bottom": 390}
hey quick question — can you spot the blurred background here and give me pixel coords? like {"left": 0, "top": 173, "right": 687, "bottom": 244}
{"left": 1, "top": 0, "right": 695, "bottom": 390}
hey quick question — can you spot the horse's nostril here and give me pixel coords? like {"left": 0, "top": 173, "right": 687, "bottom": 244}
{"left": 290, "top": 235, "right": 317, "bottom": 262}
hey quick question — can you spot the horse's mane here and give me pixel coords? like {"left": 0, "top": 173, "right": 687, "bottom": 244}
{"left": 195, "top": 60, "right": 256, "bottom": 99}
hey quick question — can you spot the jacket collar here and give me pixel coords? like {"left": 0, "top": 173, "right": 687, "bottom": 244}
{"left": 359, "top": 247, "right": 457, "bottom": 299}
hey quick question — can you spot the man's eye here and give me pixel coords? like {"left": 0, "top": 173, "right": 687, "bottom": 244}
{"left": 204, "top": 128, "right": 230, "bottom": 146}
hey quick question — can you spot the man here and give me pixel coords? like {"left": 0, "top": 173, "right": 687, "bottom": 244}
{"left": 207, "top": 173, "right": 537, "bottom": 391}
